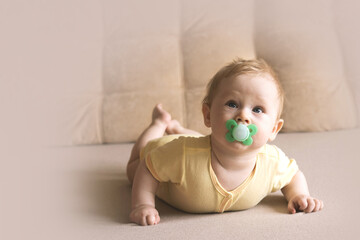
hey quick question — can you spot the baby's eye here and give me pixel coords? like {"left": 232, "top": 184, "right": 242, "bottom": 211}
{"left": 253, "top": 107, "right": 264, "bottom": 113}
{"left": 226, "top": 101, "right": 238, "bottom": 108}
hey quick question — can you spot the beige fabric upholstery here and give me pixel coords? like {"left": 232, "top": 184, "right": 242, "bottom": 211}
{"left": 102, "top": 0, "right": 255, "bottom": 142}
{"left": 102, "top": 0, "right": 184, "bottom": 143}
{"left": 181, "top": 0, "right": 255, "bottom": 134}
{"left": 255, "top": 0, "right": 357, "bottom": 132}
{"left": 1, "top": 0, "right": 359, "bottom": 145}
{"left": 99, "top": 0, "right": 358, "bottom": 143}
{"left": 5, "top": 129, "right": 359, "bottom": 239}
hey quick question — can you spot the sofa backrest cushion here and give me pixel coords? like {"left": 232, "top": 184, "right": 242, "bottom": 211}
{"left": 8, "top": 0, "right": 357, "bottom": 144}
{"left": 99, "top": 0, "right": 357, "bottom": 143}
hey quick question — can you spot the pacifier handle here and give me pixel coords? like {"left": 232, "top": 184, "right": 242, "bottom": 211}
{"left": 225, "top": 120, "right": 257, "bottom": 145}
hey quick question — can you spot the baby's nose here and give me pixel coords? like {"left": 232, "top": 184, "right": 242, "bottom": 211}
{"left": 236, "top": 115, "right": 250, "bottom": 124}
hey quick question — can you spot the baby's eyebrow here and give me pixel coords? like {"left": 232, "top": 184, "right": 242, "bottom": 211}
{"left": 255, "top": 95, "right": 271, "bottom": 103}
{"left": 221, "top": 93, "right": 239, "bottom": 100}
{"left": 252, "top": 96, "right": 265, "bottom": 104}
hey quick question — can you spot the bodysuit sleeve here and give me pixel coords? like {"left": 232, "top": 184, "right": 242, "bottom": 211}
{"left": 145, "top": 137, "right": 185, "bottom": 184}
{"left": 270, "top": 146, "right": 299, "bottom": 193}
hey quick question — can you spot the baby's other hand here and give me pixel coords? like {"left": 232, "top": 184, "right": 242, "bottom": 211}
{"left": 288, "top": 194, "right": 324, "bottom": 214}
{"left": 130, "top": 205, "right": 160, "bottom": 226}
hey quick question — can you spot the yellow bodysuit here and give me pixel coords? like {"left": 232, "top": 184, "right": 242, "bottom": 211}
{"left": 140, "top": 134, "right": 298, "bottom": 213}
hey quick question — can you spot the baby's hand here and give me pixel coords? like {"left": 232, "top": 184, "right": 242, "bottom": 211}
{"left": 288, "top": 194, "right": 324, "bottom": 214}
{"left": 130, "top": 204, "right": 160, "bottom": 226}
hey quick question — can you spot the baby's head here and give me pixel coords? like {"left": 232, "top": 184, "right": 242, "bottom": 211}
{"left": 203, "top": 58, "right": 284, "bottom": 120}
{"left": 202, "top": 58, "right": 285, "bottom": 148}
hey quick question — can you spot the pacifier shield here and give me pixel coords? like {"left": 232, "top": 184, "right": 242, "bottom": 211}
{"left": 225, "top": 119, "right": 258, "bottom": 145}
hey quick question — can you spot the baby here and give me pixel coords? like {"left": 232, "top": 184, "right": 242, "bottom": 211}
{"left": 127, "top": 58, "right": 324, "bottom": 226}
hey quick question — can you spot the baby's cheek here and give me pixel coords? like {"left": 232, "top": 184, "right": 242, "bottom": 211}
{"left": 252, "top": 130, "right": 269, "bottom": 145}
{"left": 213, "top": 126, "right": 228, "bottom": 142}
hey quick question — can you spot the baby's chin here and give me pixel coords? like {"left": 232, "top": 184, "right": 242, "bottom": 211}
{"left": 226, "top": 139, "right": 265, "bottom": 153}
{"left": 226, "top": 140, "right": 255, "bottom": 151}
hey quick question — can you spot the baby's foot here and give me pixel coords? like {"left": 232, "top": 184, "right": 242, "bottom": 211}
{"left": 166, "top": 120, "right": 184, "bottom": 134}
{"left": 167, "top": 119, "right": 203, "bottom": 136}
{"left": 151, "top": 104, "right": 171, "bottom": 129}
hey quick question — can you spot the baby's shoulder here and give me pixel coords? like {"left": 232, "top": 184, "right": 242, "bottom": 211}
{"left": 258, "top": 144, "right": 287, "bottom": 160}
{"left": 148, "top": 134, "right": 210, "bottom": 153}
{"left": 181, "top": 135, "right": 211, "bottom": 150}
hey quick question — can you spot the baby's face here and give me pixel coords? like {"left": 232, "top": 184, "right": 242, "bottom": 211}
{"left": 203, "top": 73, "right": 283, "bottom": 152}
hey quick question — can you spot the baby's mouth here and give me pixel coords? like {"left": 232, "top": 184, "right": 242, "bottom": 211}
{"left": 225, "top": 120, "right": 258, "bottom": 146}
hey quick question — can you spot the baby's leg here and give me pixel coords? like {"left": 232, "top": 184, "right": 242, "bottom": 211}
{"left": 166, "top": 119, "right": 203, "bottom": 136}
{"left": 126, "top": 104, "right": 171, "bottom": 184}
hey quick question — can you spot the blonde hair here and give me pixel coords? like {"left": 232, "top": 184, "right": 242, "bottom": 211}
{"left": 202, "top": 58, "right": 284, "bottom": 119}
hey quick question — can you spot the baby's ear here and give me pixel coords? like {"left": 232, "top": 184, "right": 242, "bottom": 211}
{"left": 269, "top": 119, "right": 284, "bottom": 142}
{"left": 202, "top": 103, "right": 211, "bottom": 128}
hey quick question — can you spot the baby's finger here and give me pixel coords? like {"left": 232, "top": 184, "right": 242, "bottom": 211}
{"left": 146, "top": 215, "right": 156, "bottom": 225}
{"left": 304, "top": 198, "right": 315, "bottom": 213}
{"left": 318, "top": 200, "right": 324, "bottom": 211}
{"left": 129, "top": 211, "right": 146, "bottom": 226}
{"left": 297, "top": 197, "right": 308, "bottom": 211}
{"left": 288, "top": 200, "right": 296, "bottom": 214}
{"left": 313, "top": 199, "right": 321, "bottom": 212}
{"left": 155, "top": 214, "right": 161, "bottom": 224}
{"left": 139, "top": 215, "right": 148, "bottom": 226}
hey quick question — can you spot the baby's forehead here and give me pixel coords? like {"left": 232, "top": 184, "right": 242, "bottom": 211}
{"left": 221, "top": 73, "right": 278, "bottom": 90}
{"left": 219, "top": 73, "right": 282, "bottom": 106}
{"left": 233, "top": 72, "right": 275, "bottom": 83}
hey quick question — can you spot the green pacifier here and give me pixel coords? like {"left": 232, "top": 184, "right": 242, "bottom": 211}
{"left": 225, "top": 119, "right": 258, "bottom": 145}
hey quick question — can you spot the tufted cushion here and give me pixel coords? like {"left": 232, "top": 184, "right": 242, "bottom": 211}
{"left": 178, "top": 0, "right": 255, "bottom": 135}
{"left": 100, "top": 0, "right": 358, "bottom": 143}
{"left": 102, "top": 0, "right": 255, "bottom": 142}
{"left": 54, "top": 0, "right": 358, "bottom": 144}
{"left": 102, "top": 0, "right": 183, "bottom": 143}
{"left": 254, "top": 0, "right": 357, "bottom": 132}
{"left": 2, "top": 0, "right": 358, "bottom": 146}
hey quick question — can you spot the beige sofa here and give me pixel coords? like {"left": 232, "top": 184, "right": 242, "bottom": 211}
{"left": 1, "top": 0, "right": 360, "bottom": 239}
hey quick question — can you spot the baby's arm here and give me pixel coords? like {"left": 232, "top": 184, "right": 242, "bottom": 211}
{"left": 129, "top": 159, "right": 160, "bottom": 226}
{"left": 281, "top": 170, "right": 324, "bottom": 214}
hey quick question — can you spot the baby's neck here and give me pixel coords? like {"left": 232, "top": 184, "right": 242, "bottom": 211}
{"left": 213, "top": 149, "right": 257, "bottom": 171}
{"left": 210, "top": 142, "right": 261, "bottom": 192}
{"left": 210, "top": 139, "right": 261, "bottom": 171}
